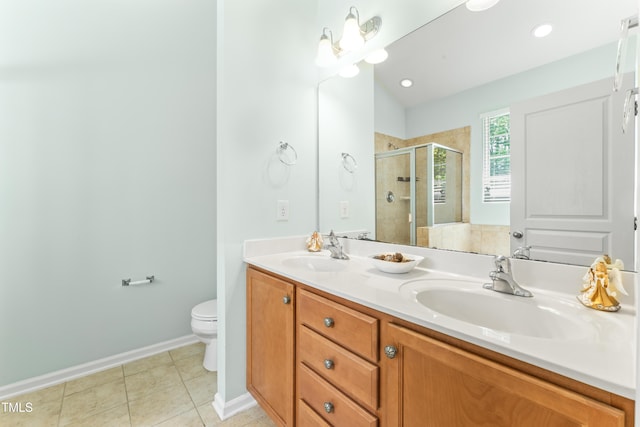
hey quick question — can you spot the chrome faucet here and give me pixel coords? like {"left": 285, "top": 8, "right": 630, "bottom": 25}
{"left": 325, "top": 230, "right": 349, "bottom": 260}
{"left": 512, "top": 245, "right": 532, "bottom": 260}
{"left": 483, "top": 255, "right": 533, "bottom": 297}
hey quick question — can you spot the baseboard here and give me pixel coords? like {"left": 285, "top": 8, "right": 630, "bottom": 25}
{"left": 212, "top": 392, "right": 257, "bottom": 420}
{"left": 0, "top": 334, "right": 199, "bottom": 400}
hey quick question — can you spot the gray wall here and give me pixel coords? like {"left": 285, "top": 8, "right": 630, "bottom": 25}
{"left": 0, "top": 0, "right": 217, "bottom": 386}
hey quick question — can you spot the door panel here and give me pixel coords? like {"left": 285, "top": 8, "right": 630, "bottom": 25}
{"left": 510, "top": 75, "right": 635, "bottom": 267}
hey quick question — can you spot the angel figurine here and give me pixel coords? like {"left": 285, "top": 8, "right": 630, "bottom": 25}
{"left": 577, "top": 255, "right": 628, "bottom": 312}
{"left": 306, "top": 231, "right": 324, "bottom": 252}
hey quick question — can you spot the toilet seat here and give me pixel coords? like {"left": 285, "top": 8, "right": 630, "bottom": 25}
{"left": 191, "top": 299, "right": 218, "bottom": 321}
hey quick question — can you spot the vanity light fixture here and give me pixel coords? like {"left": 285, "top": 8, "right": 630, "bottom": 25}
{"left": 315, "top": 6, "right": 382, "bottom": 68}
{"left": 315, "top": 28, "right": 338, "bottom": 67}
{"left": 339, "top": 63, "right": 360, "bottom": 78}
{"left": 532, "top": 23, "right": 553, "bottom": 38}
{"left": 340, "top": 7, "right": 366, "bottom": 52}
{"left": 364, "top": 48, "right": 389, "bottom": 64}
{"left": 400, "top": 78, "right": 414, "bottom": 88}
{"left": 465, "top": 0, "right": 500, "bottom": 12}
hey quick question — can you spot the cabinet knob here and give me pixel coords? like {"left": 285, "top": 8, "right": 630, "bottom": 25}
{"left": 282, "top": 296, "right": 291, "bottom": 304}
{"left": 384, "top": 345, "right": 398, "bottom": 359}
{"left": 323, "top": 359, "right": 334, "bottom": 369}
{"left": 323, "top": 317, "right": 334, "bottom": 328}
{"left": 512, "top": 230, "right": 523, "bottom": 239}
{"left": 323, "top": 402, "right": 334, "bottom": 413}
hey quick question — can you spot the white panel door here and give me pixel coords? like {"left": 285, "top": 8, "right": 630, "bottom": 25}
{"left": 510, "top": 75, "right": 635, "bottom": 268}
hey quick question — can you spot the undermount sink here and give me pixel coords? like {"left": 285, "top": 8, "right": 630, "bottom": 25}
{"left": 401, "top": 279, "right": 590, "bottom": 340}
{"left": 281, "top": 254, "right": 348, "bottom": 272}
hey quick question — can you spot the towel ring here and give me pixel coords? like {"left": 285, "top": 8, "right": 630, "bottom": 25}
{"left": 277, "top": 141, "right": 297, "bottom": 165}
{"left": 341, "top": 152, "right": 357, "bottom": 173}
{"left": 622, "top": 87, "right": 638, "bottom": 134}
{"left": 614, "top": 15, "right": 638, "bottom": 92}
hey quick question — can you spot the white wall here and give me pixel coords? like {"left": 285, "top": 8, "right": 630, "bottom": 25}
{"left": 374, "top": 79, "right": 407, "bottom": 139}
{"left": 216, "top": 0, "right": 319, "bottom": 403}
{"left": 0, "top": 1, "right": 217, "bottom": 387}
{"left": 319, "top": 63, "right": 375, "bottom": 235}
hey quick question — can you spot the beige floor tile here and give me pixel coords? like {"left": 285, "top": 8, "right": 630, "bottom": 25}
{"left": 183, "top": 372, "right": 217, "bottom": 406}
{"left": 123, "top": 352, "right": 173, "bottom": 377}
{"left": 58, "top": 379, "right": 127, "bottom": 426}
{"left": 124, "top": 364, "right": 183, "bottom": 402}
{"left": 218, "top": 406, "right": 267, "bottom": 427}
{"left": 174, "top": 354, "right": 209, "bottom": 381}
{"left": 65, "top": 367, "right": 124, "bottom": 396}
{"left": 0, "top": 398, "right": 62, "bottom": 427}
{"left": 64, "top": 402, "right": 131, "bottom": 427}
{"left": 128, "top": 383, "right": 194, "bottom": 427}
{"left": 154, "top": 408, "right": 204, "bottom": 427}
{"left": 196, "top": 402, "right": 221, "bottom": 426}
{"left": 169, "top": 343, "right": 204, "bottom": 362}
{"left": 9, "top": 383, "right": 65, "bottom": 406}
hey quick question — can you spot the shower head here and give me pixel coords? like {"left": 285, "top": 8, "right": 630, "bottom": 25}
{"left": 388, "top": 142, "right": 399, "bottom": 150}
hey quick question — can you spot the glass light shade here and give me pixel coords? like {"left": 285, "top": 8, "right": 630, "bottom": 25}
{"left": 339, "top": 14, "right": 365, "bottom": 52}
{"left": 465, "top": 0, "right": 500, "bottom": 11}
{"left": 364, "top": 48, "right": 389, "bottom": 64}
{"left": 338, "top": 64, "right": 360, "bottom": 78}
{"left": 531, "top": 23, "right": 553, "bottom": 38}
{"left": 315, "top": 34, "right": 337, "bottom": 67}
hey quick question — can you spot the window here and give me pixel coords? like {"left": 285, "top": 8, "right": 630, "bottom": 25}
{"left": 482, "top": 109, "right": 510, "bottom": 203}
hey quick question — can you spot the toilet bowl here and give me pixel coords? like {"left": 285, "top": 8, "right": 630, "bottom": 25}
{"left": 191, "top": 299, "right": 218, "bottom": 371}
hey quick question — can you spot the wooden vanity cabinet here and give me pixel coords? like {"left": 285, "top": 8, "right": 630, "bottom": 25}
{"left": 382, "top": 322, "right": 627, "bottom": 427}
{"left": 246, "top": 267, "right": 634, "bottom": 427}
{"left": 246, "top": 268, "right": 295, "bottom": 427}
{"left": 296, "top": 288, "right": 380, "bottom": 426}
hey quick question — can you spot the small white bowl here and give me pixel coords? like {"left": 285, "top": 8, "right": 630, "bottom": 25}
{"left": 370, "top": 253, "right": 424, "bottom": 274}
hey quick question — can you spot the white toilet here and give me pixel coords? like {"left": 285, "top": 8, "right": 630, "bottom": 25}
{"left": 191, "top": 299, "right": 218, "bottom": 371}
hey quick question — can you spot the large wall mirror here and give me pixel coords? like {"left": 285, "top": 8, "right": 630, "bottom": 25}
{"left": 318, "top": 0, "right": 638, "bottom": 270}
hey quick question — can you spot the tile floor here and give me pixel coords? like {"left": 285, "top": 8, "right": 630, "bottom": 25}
{"left": 0, "top": 343, "right": 275, "bottom": 427}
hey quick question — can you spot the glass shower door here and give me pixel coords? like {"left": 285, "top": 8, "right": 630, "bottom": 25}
{"left": 375, "top": 151, "right": 413, "bottom": 245}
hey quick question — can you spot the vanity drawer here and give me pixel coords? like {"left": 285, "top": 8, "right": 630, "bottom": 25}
{"left": 297, "top": 289, "right": 378, "bottom": 362}
{"left": 298, "top": 399, "right": 332, "bottom": 427}
{"left": 299, "top": 325, "right": 378, "bottom": 411}
{"left": 298, "top": 363, "right": 378, "bottom": 427}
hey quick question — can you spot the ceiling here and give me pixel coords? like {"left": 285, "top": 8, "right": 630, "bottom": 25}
{"left": 374, "top": 0, "right": 638, "bottom": 107}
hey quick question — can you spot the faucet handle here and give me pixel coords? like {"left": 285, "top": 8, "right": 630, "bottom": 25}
{"left": 494, "top": 255, "right": 510, "bottom": 273}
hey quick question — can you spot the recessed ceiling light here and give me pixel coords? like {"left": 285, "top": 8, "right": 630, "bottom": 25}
{"left": 532, "top": 23, "right": 553, "bottom": 38}
{"left": 465, "top": 0, "right": 501, "bottom": 12}
{"left": 400, "top": 78, "right": 413, "bottom": 88}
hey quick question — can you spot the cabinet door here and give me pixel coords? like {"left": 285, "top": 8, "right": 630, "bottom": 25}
{"left": 246, "top": 268, "right": 295, "bottom": 426}
{"left": 382, "top": 323, "right": 625, "bottom": 427}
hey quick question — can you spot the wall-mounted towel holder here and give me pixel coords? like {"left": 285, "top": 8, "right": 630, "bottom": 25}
{"left": 277, "top": 141, "right": 297, "bottom": 165}
{"left": 122, "top": 275, "right": 155, "bottom": 286}
{"left": 341, "top": 152, "right": 357, "bottom": 173}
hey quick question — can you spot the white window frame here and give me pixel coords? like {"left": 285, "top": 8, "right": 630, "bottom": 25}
{"left": 481, "top": 108, "right": 511, "bottom": 203}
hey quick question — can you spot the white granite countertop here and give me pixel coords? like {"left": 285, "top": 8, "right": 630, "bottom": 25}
{"left": 243, "top": 236, "right": 637, "bottom": 399}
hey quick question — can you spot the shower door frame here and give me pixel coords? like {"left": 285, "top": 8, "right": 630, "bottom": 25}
{"left": 375, "top": 143, "right": 463, "bottom": 246}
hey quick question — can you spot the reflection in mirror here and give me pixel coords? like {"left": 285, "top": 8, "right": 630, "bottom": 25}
{"left": 318, "top": 0, "right": 638, "bottom": 270}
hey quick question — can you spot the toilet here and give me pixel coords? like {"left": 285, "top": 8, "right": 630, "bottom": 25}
{"left": 191, "top": 299, "right": 218, "bottom": 371}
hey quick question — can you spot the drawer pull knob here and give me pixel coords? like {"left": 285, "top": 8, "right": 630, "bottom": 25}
{"left": 384, "top": 345, "right": 398, "bottom": 359}
{"left": 323, "top": 317, "right": 335, "bottom": 328}
{"left": 323, "top": 402, "right": 334, "bottom": 413}
{"left": 323, "top": 359, "right": 334, "bottom": 369}
{"left": 282, "top": 295, "right": 291, "bottom": 304}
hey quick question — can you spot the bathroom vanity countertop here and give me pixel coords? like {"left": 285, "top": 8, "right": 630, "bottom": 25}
{"left": 243, "top": 239, "right": 637, "bottom": 400}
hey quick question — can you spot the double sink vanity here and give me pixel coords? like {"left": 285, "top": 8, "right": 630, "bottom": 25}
{"left": 244, "top": 236, "right": 636, "bottom": 426}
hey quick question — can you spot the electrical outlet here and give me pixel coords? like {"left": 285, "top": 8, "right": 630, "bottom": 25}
{"left": 277, "top": 200, "right": 289, "bottom": 221}
{"left": 340, "top": 201, "right": 350, "bottom": 218}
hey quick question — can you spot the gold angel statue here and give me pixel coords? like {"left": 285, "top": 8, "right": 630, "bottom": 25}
{"left": 577, "top": 255, "right": 628, "bottom": 312}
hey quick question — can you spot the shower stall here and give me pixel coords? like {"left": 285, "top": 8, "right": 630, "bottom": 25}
{"left": 375, "top": 143, "right": 463, "bottom": 246}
